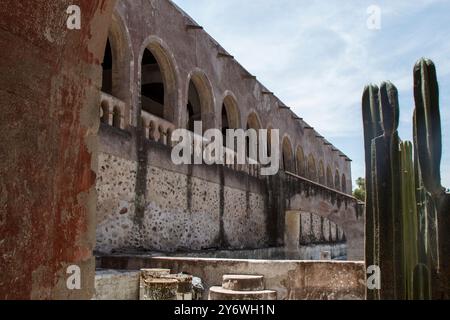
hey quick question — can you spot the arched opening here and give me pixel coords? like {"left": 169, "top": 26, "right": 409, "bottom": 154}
{"left": 187, "top": 80, "right": 202, "bottom": 132}
{"left": 186, "top": 72, "right": 214, "bottom": 132}
{"left": 326, "top": 166, "right": 333, "bottom": 188}
{"left": 282, "top": 137, "right": 294, "bottom": 172}
{"left": 307, "top": 154, "right": 317, "bottom": 182}
{"left": 246, "top": 112, "right": 261, "bottom": 161}
{"left": 335, "top": 170, "right": 341, "bottom": 191}
{"left": 101, "top": 39, "right": 113, "bottom": 95}
{"left": 296, "top": 146, "right": 305, "bottom": 176}
{"left": 139, "top": 38, "right": 179, "bottom": 127}
{"left": 141, "top": 48, "right": 165, "bottom": 119}
{"left": 247, "top": 112, "right": 261, "bottom": 130}
{"left": 318, "top": 161, "right": 325, "bottom": 185}
{"left": 341, "top": 174, "right": 347, "bottom": 193}
{"left": 100, "top": 13, "right": 132, "bottom": 128}
{"left": 221, "top": 95, "right": 240, "bottom": 146}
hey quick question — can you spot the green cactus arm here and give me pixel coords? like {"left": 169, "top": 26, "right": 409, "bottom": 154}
{"left": 413, "top": 58, "right": 442, "bottom": 195}
{"left": 379, "top": 81, "right": 400, "bottom": 137}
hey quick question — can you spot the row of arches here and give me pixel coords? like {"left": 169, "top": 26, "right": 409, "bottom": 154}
{"left": 100, "top": 11, "right": 347, "bottom": 193}
{"left": 282, "top": 140, "right": 347, "bottom": 192}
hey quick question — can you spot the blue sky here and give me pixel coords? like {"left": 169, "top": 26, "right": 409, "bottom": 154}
{"left": 173, "top": 0, "right": 450, "bottom": 189}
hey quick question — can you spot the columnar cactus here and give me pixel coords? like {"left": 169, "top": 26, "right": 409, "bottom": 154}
{"left": 362, "top": 84, "right": 380, "bottom": 300}
{"left": 363, "top": 58, "right": 449, "bottom": 300}
{"left": 413, "top": 59, "right": 449, "bottom": 299}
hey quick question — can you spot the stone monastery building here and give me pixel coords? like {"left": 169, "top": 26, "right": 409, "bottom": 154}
{"left": 95, "top": 0, "right": 363, "bottom": 260}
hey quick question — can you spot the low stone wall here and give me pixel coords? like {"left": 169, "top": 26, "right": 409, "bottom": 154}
{"left": 93, "top": 270, "right": 140, "bottom": 300}
{"left": 167, "top": 244, "right": 347, "bottom": 260}
{"left": 98, "top": 256, "right": 365, "bottom": 300}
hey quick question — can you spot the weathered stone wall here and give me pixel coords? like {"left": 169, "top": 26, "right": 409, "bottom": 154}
{"left": 167, "top": 244, "right": 347, "bottom": 261}
{"left": 299, "top": 212, "right": 345, "bottom": 245}
{"left": 95, "top": 126, "right": 269, "bottom": 253}
{"left": 96, "top": 152, "right": 267, "bottom": 253}
{"left": 0, "top": 0, "right": 116, "bottom": 300}
{"left": 92, "top": 0, "right": 361, "bottom": 257}
{"left": 93, "top": 270, "right": 140, "bottom": 300}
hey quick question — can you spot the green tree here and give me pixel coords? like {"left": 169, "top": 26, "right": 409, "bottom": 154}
{"left": 353, "top": 177, "right": 366, "bottom": 202}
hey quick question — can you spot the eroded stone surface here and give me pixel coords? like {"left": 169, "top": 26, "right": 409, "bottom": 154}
{"left": 95, "top": 153, "right": 267, "bottom": 253}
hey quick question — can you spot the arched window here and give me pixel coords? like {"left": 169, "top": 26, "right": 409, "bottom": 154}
{"left": 186, "top": 71, "right": 214, "bottom": 132}
{"left": 101, "top": 38, "right": 113, "bottom": 95}
{"left": 335, "top": 170, "right": 341, "bottom": 191}
{"left": 318, "top": 161, "right": 325, "bottom": 185}
{"left": 221, "top": 95, "right": 240, "bottom": 146}
{"left": 341, "top": 174, "right": 347, "bottom": 193}
{"left": 307, "top": 154, "right": 317, "bottom": 182}
{"left": 141, "top": 48, "right": 165, "bottom": 119}
{"left": 282, "top": 137, "right": 294, "bottom": 172}
{"left": 187, "top": 80, "right": 202, "bottom": 132}
{"left": 246, "top": 112, "right": 261, "bottom": 162}
{"left": 326, "top": 166, "right": 333, "bottom": 188}
{"left": 296, "top": 146, "right": 305, "bottom": 176}
{"left": 100, "top": 14, "right": 132, "bottom": 128}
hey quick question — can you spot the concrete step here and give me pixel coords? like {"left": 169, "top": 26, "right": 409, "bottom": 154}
{"left": 222, "top": 275, "right": 264, "bottom": 291}
{"left": 208, "top": 286, "right": 277, "bottom": 301}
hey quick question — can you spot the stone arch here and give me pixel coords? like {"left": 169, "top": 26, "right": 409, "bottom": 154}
{"left": 186, "top": 69, "right": 215, "bottom": 131}
{"left": 296, "top": 146, "right": 306, "bottom": 176}
{"left": 282, "top": 136, "right": 294, "bottom": 172}
{"left": 326, "top": 165, "right": 333, "bottom": 188}
{"left": 139, "top": 35, "right": 180, "bottom": 124}
{"left": 101, "top": 11, "right": 133, "bottom": 126}
{"left": 335, "top": 170, "right": 341, "bottom": 191}
{"left": 318, "top": 160, "right": 325, "bottom": 185}
{"left": 246, "top": 111, "right": 262, "bottom": 130}
{"left": 245, "top": 111, "right": 262, "bottom": 162}
{"left": 221, "top": 92, "right": 241, "bottom": 131}
{"left": 307, "top": 154, "right": 317, "bottom": 182}
{"left": 342, "top": 174, "right": 347, "bottom": 194}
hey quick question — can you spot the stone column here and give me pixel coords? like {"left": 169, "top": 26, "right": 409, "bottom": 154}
{"left": 0, "top": 0, "right": 116, "bottom": 299}
{"left": 284, "top": 211, "right": 301, "bottom": 259}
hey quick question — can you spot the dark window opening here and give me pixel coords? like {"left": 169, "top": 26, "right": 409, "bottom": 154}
{"left": 222, "top": 105, "right": 230, "bottom": 146}
{"left": 187, "top": 81, "right": 202, "bottom": 132}
{"left": 141, "top": 49, "right": 165, "bottom": 118}
{"left": 101, "top": 39, "right": 113, "bottom": 95}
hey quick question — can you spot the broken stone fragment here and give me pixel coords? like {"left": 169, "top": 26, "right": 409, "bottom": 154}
{"left": 141, "top": 268, "right": 170, "bottom": 278}
{"left": 139, "top": 278, "right": 178, "bottom": 300}
{"left": 140, "top": 269, "right": 177, "bottom": 300}
{"left": 162, "top": 273, "right": 193, "bottom": 293}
